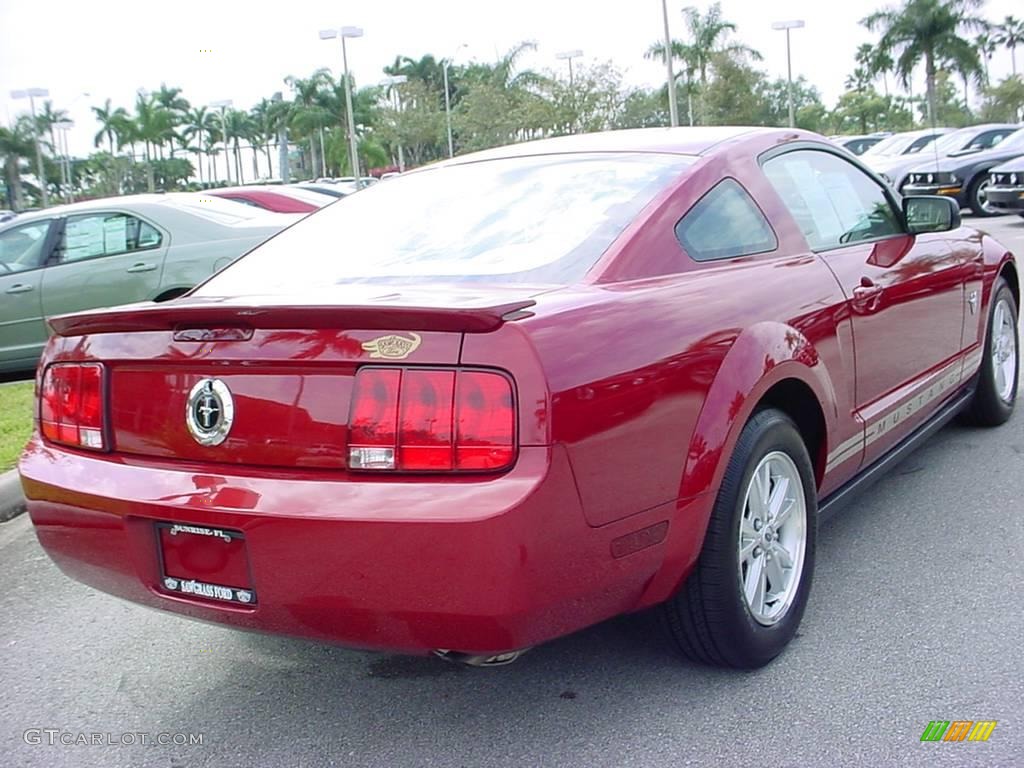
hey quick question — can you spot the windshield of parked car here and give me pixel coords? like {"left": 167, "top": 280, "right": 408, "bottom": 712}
{"left": 931, "top": 127, "right": 984, "bottom": 155}
{"left": 864, "top": 134, "right": 913, "bottom": 156}
{"left": 996, "top": 129, "right": 1024, "bottom": 150}
{"left": 195, "top": 153, "right": 694, "bottom": 292}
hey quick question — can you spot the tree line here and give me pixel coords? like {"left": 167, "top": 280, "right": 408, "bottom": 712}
{"left": 1, "top": 0, "right": 1022, "bottom": 209}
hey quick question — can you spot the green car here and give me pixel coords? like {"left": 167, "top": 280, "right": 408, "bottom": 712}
{"left": 0, "top": 194, "right": 303, "bottom": 372}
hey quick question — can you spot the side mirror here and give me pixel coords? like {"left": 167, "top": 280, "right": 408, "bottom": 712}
{"left": 904, "top": 195, "right": 961, "bottom": 234}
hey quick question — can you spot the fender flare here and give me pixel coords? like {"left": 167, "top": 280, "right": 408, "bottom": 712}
{"left": 678, "top": 320, "right": 839, "bottom": 502}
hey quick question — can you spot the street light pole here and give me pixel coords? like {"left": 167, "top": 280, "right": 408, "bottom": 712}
{"left": 272, "top": 91, "right": 290, "bottom": 184}
{"left": 56, "top": 120, "right": 74, "bottom": 203}
{"left": 555, "top": 50, "right": 584, "bottom": 134}
{"left": 381, "top": 75, "right": 407, "bottom": 171}
{"left": 11, "top": 88, "right": 50, "bottom": 207}
{"left": 555, "top": 49, "right": 583, "bottom": 87}
{"left": 320, "top": 26, "right": 364, "bottom": 188}
{"left": 772, "top": 20, "right": 805, "bottom": 128}
{"left": 660, "top": 0, "right": 679, "bottom": 127}
{"left": 211, "top": 99, "right": 233, "bottom": 184}
{"left": 442, "top": 43, "right": 467, "bottom": 159}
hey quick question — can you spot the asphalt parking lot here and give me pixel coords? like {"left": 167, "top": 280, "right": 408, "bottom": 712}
{"left": 1, "top": 214, "right": 1022, "bottom": 768}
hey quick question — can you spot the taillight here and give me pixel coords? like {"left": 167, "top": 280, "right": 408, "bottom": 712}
{"left": 347, "top": 368, "right": 515, "bottom": 472}
{"left": 40, "top": 363, "right": 106, "bottom": 451}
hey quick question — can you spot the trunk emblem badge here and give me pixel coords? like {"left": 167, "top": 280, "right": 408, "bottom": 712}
{"left": 361, "top": 332, "right": 422, "bottom": 360}
{"left": 185, "top": 379, "right": 235, "bottom": 446}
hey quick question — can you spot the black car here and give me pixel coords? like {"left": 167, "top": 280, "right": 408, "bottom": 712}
{"left": 902, "top": 127, "right": 1024, "bottom": 216}
{"left": 987, "top": 159, "right": 1024, "bottom": 216}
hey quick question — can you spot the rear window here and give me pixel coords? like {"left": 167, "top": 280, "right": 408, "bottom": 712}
{"left": 675, "top": 179, "right": 777, "bottom": 261}
{"left": 194, "top": 153, "right": 693, "bottom": 293}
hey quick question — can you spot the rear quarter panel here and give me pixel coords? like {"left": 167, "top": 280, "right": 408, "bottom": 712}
{"left": 515, "top": 143, "right": 855, "bottom": 533}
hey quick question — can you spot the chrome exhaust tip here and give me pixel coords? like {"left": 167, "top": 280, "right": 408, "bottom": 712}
{"left": 433, "top": 649, "right": 530, "bottom": 667}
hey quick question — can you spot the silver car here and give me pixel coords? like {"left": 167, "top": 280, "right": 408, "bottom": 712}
{"left": 0, "top": 193, "right": 301, "bottom": 372}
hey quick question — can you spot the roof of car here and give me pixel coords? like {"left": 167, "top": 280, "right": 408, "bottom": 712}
{"left": 441, "top": 126, "right": 789, "bottom": 166}
{"left": 6, "top": 193, "right": 219, "bottom": 220}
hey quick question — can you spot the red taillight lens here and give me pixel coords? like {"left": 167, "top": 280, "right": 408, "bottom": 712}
{"left": 40, "top": 363, "right": 106, "bottom": 450}
{"left": 455, "top": 371, "right": 515, "bottom": 470}
{"left": 348, "top": 368, "right": 515, "bottom": 472}
{"left": 399, "top": 370, "right": 455, "bottom": 470}
{"left": 348, "top": 368, "right": 400, "bottom": 469}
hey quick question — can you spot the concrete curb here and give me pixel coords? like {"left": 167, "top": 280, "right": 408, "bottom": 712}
{"left": 0, "top": 469, "right": 26, "bottom": 522}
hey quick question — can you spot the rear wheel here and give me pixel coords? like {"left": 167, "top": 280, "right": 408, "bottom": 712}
{"left": 969, "top": 176, "right": 998, "bottom": 217}
{"left": 962, "top": 278, "right": 1018, "bottom": 426}
{"left": 664, "top": 409, "right": 817, "bottom": 668}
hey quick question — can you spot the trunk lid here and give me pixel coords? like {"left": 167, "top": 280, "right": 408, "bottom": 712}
{"left": 67, "top": 286, "right": 542, "bottom": 468}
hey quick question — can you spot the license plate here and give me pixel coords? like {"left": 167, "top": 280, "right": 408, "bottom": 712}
{"left": 157, "top": 523, "right": 256, "bottom": 605}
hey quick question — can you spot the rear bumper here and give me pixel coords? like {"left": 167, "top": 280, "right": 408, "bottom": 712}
{"left": 986, "top": 187, "right": 1024, "bottom": 211}
{"left": 19, "top": 438, "right": 691, "bottom": 654}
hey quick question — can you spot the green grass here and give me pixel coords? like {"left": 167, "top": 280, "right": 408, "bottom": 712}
{"left": 0, "top": 382, "right": 34, "bottom": 471}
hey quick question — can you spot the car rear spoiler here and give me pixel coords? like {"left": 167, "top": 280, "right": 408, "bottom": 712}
{"left": 48, "top": 298, "right": 538, "bottom": 337}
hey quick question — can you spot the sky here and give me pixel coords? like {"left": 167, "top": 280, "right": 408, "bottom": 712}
{"left": 0, "top": 0, "right": 1020, "bottom": 158}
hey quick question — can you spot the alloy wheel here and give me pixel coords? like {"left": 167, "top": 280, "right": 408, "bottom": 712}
{"left": 738, "top": 451, "right": 808, "bottom": 626}
{"left": 991, "top": 297, "right": 1018, "bottom": 404}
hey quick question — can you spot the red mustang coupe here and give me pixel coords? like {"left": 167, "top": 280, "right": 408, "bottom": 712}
{"left": 207, "top": 185, "right": 335, "bottom": 213}
{"left": 18, "top": 128, "right": 1019, "bottom": 669}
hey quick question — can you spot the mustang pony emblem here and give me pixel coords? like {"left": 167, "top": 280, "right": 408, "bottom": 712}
{"left": 361, "top": 332, "right": 422, "bottom": 360}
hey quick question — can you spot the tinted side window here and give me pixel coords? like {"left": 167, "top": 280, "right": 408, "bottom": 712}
{"left": 907, "top": 135, "right": 936, "bottom": 153}
{"left": 0, "top": 220, "right": 52, "bottom": 273}
{"left": 763, "top": 150, "right": 903, "bottom": 251}
{"left": 58, "top": 213, "right": 162, "bottom": 263}
{"left": 675, "top": 179, "right": 777, "bottom": 262}
{"left": 976, "top": 130, "right": 1013, "bottom": 150}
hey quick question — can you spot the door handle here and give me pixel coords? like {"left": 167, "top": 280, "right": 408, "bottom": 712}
{"left": 126, "top": 263, "right": 157, "bottom": 273}
{"left": 853, "top": 277, "right": 884, "bottom": 300}
{"left": 5, "top": 283, "right": 33, "bottom": 294}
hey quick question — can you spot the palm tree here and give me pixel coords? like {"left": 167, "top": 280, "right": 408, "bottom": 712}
{"left": 856, "top": 44, "right": 895, "bottom": 97}
{"left": 133, "top": 93, "right": 173, "bottom": 192}
{"left": 92, "top": 98, "right": 130, "bottom": 155}
{"left": 153, "top": 85, "right": 191, "bottom": 158}
{"left": 646, "top": 39, "right": 700, "bottom": 125}
{"left": 995, "top": 16, "right": 1024, "bottom": 75}
{"left": 222, "top": 109, "right": 252, "bottom": 183}
{"left": 286, "top": 70, "right": 333, "bottom": 177}
{"left": 648, "top": 4, "right": 760, "bottom": 124}
{"left": 975, "top": 32, "right": 997, "bottom": 82}
{"left": 182, "top": 106, "right": 215, "bottom": 185}
{"left": 249, "top": 98, "right": 283, "bottom": 180}
{"left": 384, "top": 54, "right": 448, "bottom": 105}
{"left": 0, "top": 119, "right": 35, "bottom": 209}
{"left": 863, "top": 0, "right": 987, "bottom": 126}
{"left": 35, "top": 100, "right": 68, "bottom": 159}
{"left": 683, "top": 3, "right": 761, "bottom": 92}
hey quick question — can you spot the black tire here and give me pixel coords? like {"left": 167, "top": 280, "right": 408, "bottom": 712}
{"left": 663, "top": 409, "right": 817, "bottom": 669}
{"left": 961, "top": 277, "right": 1019, "bottom": 426}
{"left": 968, "top": 176, "right": 998, "bottom": 218}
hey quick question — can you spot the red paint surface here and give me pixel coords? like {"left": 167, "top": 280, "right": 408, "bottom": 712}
{"left": 209, "top": 189, "right": 318, "bottom": 213}
{"left": 19, "top": 128, "right": 1017, "bottom": 654}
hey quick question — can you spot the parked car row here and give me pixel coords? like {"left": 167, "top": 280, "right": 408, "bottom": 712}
{"left": 835, "top": 123, "right": 1024, "bottom": 216}
{"left": 0, "top": 193, "right": 303, "bottom": 372}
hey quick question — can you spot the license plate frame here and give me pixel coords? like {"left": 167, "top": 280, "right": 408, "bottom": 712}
{"left": 156, "top": 522, "right": 257, "bottom": 606}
